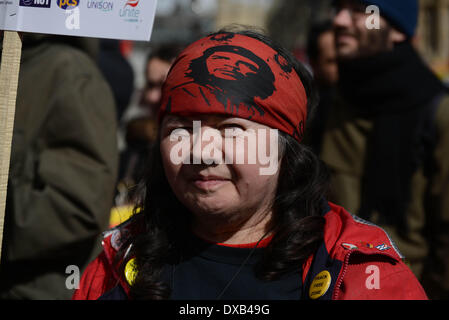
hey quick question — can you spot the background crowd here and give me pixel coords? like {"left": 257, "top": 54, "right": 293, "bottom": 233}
{"left": 0, "top": 0, "right": 448, "bottom": 300}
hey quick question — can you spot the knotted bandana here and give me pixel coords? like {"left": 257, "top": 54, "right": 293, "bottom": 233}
{"left": 158, "top": 32, "right": 308, "bottom": 143}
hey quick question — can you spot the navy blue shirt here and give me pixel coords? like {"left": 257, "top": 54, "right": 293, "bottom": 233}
{"left": 99, "top": 234, "right": 302, "bottom": 300}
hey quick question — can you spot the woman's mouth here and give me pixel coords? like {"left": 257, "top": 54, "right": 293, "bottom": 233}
{"left": 191, "top": 175, "right": 231, "bottom": 191}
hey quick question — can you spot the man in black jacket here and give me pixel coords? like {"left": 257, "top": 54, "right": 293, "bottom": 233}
{"left": 317, "top": 0, "right": 449, "bottom": 299}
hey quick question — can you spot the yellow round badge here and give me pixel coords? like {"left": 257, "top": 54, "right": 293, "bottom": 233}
{"left": 124, "top": 258, "right": 138, "bottom": 286}
{"left": 309, "top": 270, "right": 331, "bottom": 300}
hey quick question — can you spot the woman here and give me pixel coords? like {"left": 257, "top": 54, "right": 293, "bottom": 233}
{"left": 73, "top": 28, "right": 427, "bottom": 300}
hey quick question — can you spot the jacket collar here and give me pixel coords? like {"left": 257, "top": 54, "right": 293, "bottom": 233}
{"left": 301, "top": 201, "right": 404, "bottom": 300}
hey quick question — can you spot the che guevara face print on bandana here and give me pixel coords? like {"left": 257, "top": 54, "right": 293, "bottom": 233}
{"left": 158, "top": 32, "right": 308, "bottom": 143}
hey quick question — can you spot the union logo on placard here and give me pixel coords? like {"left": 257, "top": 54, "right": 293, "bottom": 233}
{"left": 19, "top": 0, "right": 51, "bottom": 8}
{"left": 124, "top": 0, "right": 139, "bottom": 8}
{"left": 119, "top": 0, "right": 141, "bottom": 22}
{"left": 87, "top": 0, "right": 113, "bottom": 12}
{"left": 57, "top": 0, "right": 79, "bottom": 10}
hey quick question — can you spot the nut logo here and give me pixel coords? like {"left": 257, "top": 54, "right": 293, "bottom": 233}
{"left": 19, "top": 0, "right": 51, "bottom": 8}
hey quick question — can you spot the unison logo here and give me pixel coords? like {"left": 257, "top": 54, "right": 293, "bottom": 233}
{"left": 19, "top": 0, "right": 51, "bottom": 8}
{"left": 87, "top": 0, "right": 113, "bottom": 12}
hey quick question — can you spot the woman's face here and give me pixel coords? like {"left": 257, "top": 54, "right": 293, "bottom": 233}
{"left": 206, "top": 51, "right": 259, "bottom": 81}
{"left": 160, "top": 114, "right": 281, "bottom": 230}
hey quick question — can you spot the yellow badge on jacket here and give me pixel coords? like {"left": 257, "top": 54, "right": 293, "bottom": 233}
{"left": 309, "top": 270, "right": 331, "bottom": 299}
{"left": 125, "top": 258, "right": 138, "bottom": 286}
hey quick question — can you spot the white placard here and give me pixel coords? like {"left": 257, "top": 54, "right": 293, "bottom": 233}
{"left": 0, "top": 0, "right": 158, "bottom": 41}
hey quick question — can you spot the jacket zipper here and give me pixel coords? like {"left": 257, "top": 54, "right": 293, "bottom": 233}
{"left": 332, "top": 250, "right": 353, "bottom": 300}
{"left": 332, "top": 249, "right": 400, "bottom": 300}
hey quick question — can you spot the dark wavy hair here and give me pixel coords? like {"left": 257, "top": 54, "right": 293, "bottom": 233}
{"left": 118, "top": 27, "right": 329, "bottom": 300}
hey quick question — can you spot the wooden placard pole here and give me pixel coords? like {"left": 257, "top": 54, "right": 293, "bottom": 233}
{"left": 0, "top": 31, "right": 22, "bottom": 264}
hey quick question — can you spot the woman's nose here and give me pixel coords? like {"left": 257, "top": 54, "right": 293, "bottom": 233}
{"left": 191, "top": 126, "right": 223, "bottom": 165}
{"left": 333, "top": 8, "right": 353, "bottom": 29}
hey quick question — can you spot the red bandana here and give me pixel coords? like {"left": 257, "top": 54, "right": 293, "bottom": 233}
{"left": 158, "top": 33, "right": 308, "bottom": 142}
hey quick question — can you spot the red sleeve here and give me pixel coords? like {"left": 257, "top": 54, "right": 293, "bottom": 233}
{"left": 336, "top": 258, "right": 428, "bottom": 300}
{"left": 72, "top": 251, "right": 117, "bottom": 300}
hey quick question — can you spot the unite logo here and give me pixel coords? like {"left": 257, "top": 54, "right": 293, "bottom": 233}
{"left": 119, "top": 0, "right": 141, "bottom": 23}
{"left": 57, "top": 0, "right": 79, "bottom": 10}
{"left": 124, "top": 0, "right": 139, "bottom": 8}
{"left": 19, "top": 0, "right": 51, "bottom": 8}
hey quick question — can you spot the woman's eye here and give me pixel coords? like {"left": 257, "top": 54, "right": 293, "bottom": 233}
{"left": 167, "top": 127, "right": 192, "bottom": 140}
{"left": 221, "top": 124, "right": 245, "bottom": 137}
{"left": 169, "top": 125, "right": 192, "bottom": 132}
{"left": 220, "top": 123, "right": 245, "bottom": 131}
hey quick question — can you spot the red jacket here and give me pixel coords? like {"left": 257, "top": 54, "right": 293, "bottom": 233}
{"left": 73, "top": 202, "right": 428, "bottom": 300}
